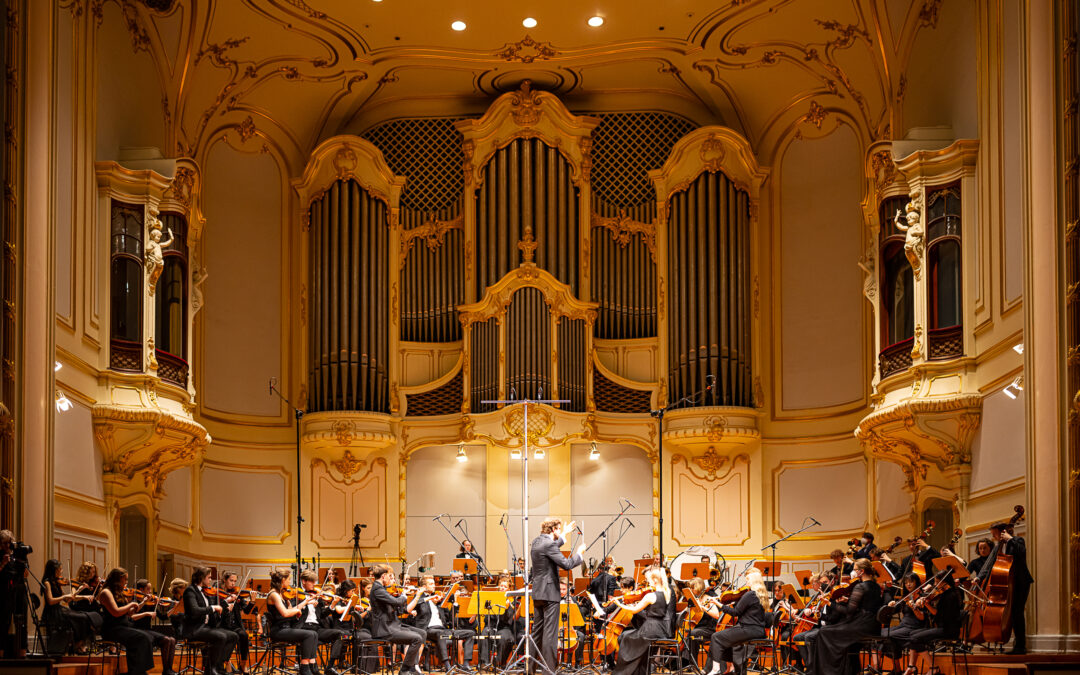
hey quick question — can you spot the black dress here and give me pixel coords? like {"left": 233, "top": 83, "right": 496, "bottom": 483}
{"left": 811, "top": 580, "right": 882, "bottom": 675}
{"left": 880, "top": 599, "right": 926, "bottom": 657}
{"left": 41, "top": 579, "right": 95, "bottom": 647}
{"left": 100, "top": 594, "right": 156, "bottom": 675}
{"left": 267, "top": 594, "right": 318, "bottom": 660}
{"left": 613, "top": 592, "right": 670, "bottom": 675}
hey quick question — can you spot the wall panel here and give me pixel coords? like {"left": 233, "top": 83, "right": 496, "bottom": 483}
{"left": 774, "top": 455, "right": 867, "bottom": 535}
{"left": 200, "top": 461, "right": 288, "bottom": 540}
{"left": 54, "top": 398, "right": 104, "bottom": 501}
{"left": 670, "top": 453, "right": 749, "bottom": 546}
{"left": 406, "top": 446, "right": 486, "bottom": 574}
{"left": 312, "top": 457, "right": 387, "bottom": 549}
{"left": 570, "top": 443, "right": 652, "bottom": 561}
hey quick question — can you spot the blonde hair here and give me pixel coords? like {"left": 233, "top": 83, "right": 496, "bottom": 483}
{"left": 645, "top": 566, "right": 671, "bottom": 603}
{"left": 169, "top": 578, "right": 188, "bottom": 599}
{"left": 746, "top": 570, "right": 769, "bottom": 607}
{"left": 75, "top": 562, "right": 98, "bottom": 585}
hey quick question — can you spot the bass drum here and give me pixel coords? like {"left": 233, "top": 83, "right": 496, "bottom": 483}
{"left": 669, "top": 547, "right": 717, "bottom": 582}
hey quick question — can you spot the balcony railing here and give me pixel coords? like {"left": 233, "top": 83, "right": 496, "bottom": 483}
{"left": 156, "top": 349, "right": 189, "bottom": 389}
{"left": 928, "top": 324, "right": 964, "bottom": 360}
{"left": 109, "top": 338, "right": 143, "bottom": 373}
{"left": 878, "top": 337, "right": 914, "bottom": 379}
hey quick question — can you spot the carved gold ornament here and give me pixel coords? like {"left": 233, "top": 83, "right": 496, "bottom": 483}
{"left": 331, "top": 450, "right": 366, "bottom": 480}
{"left": 692, "top": 446, "right": 728, "bottom": 480}
{"left": 503, "top": 403, "right": 554, "bottom": 445}
{"left": 399, "top": 214, "right": 464, "bottom": 265}
{"left": 591, "top": 211, "right": 657, "bottom": 263}
{"left": 332, "top": 419, "right": 356, "bottom": 446}
{"left": 236, "top": 115, "right": 257, "bottom": 143}
{"left": 333, "top": 146, "right": 359, "bottom": 180}
{"left": 518, "top": 227, "right": 538, "bottom": 263}
{"left": 495, "top": 37, "right": 558, "bottom": 64}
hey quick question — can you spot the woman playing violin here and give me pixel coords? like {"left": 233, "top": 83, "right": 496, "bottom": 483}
{"left": 70, "top": 562, "right": 101, "bottom": 614}
{"left": 218, "top": 572, "right": 253, "bottom": 675}
{"left": 879, "top": 574, "right": 926, "bottom": 668}
{"left": 40, "top": 559, "right": 98, "bottom": 654}
{"left": 97, "top": 567, "right": 161, "bottom": 675}
{"left": 610, "top": 566, "right": 672, "bottom": 675}
{"left": 702, "top": 570, "right": 769, "bottom": 675}
{"left": 266, "top": 568, "right": 321, "bottom": 675}
{"left": 131, "top": 578, "right": 177, "bottom": 675}
{"left": 900, "top": 572, "right": 962, "bottom": 675}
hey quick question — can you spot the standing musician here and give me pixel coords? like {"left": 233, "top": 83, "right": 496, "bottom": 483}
{"left": 811, "top": 558, "right": 882, "bottom": 675}
{"left": 97, "top": 567, "right": 160, "bottom": 675}
{"left": 966, "top": 539, "right": 993, "bottom": 577}
{"left": 218, "top": 572, "right": 253, "bottom": 675}
{"left": 369, "top": 563, "right": 426, "bottom": 675}
{"left": 131, "top": 577, "right": 178, "bottom": 675}
{"left": 413, "top": 574, "right": 476, "bottom": 672}
{"left": 987, "top": 521, "right": 1033, "bottom": 654}
{"left": 266, "top": 568, "right": 320, "bottom": 675}
{"left": 530, "top": 518, "right": 586, "bottom": 675}
{"left": 183, "top": 567, "right": 238, "bottom": 675}
{"left": 702, "top": 569, "right": 769, "bottom": 675}
{"left": 40, "top": 559, "right": 97, "bottom": 654}
{"left": 854, "top": 533, "right": 876, "bottom": 560}
{"left": 901, "top": 572, "right": 963, "bottom": 673}
{"left": 296, "top": 570, "right": 348, "bottom": 675}
{"left": 609, "top": 566, "right": 672, "bottom": 675}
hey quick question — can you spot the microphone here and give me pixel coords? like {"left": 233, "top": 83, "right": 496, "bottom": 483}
{"left": 622, "top": 498, "right": 636, "bottom": 509}
{"left": 705, "top": 374, "right": 715, "bottom": 391}
{"left": 269, "top": 377, "right": 276, "bottom": 396}
{"left": 538, "top": 385, "right": 543, "bottom": 400}
{"left": 499, "top": 514, "right": 505, "bottom": 527}
{"left": 810, "top": 517, "right": 821, "bottom": 526}
{"left": 432, "top": 513, "right": 447, "bottom": 521}
{"left": 625, "top": 519, "right": 635, "bottom": 528}
{"left": 510, "top": 387, "right": 517, "bottom": 401}
{"left": 456, "top": 519, "right": 464, "bottom": 528}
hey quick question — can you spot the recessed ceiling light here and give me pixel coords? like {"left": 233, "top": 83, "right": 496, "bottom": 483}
{"left": 451, "top": 20, "right": 467, "bottom": 31}
{"left": 523, "top": 17, "right": 538, "bottom": 28}
{"left": 588, "top": 15, "right": 604, "bottom": 27}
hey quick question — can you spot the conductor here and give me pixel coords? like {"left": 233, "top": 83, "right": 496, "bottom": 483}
{"left": 531, "top": 518, "right": 585, "bottom": 675}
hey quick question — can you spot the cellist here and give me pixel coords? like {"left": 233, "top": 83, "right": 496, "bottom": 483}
{"left": 987, "top": 521, "right": 1033, "bottom": 654}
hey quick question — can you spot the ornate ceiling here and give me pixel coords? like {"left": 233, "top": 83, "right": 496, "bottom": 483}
{"left": 106, "top": 0, "right": 945, "bottom": 172}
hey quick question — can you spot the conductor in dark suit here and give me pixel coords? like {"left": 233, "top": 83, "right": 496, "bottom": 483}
{"left": 530, "top": 518, "right": 585, "bottom": 674}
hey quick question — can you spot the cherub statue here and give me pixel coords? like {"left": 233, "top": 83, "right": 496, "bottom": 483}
{"left": 893, "top": 190, "right": 924, "bottom": 278}
{"left": 191, "top": 265, "right": 209, "bottom": 315}
{"left": 145, "top": 213, "right": 174, "bottom": 293}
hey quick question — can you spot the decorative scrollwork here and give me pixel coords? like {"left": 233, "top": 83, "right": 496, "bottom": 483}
{"left": 331, "top": 450, "right": 366, "bottom": 480}
{"left": 399, "top": 214, "right": 464, "bottom": 264}
{"left": 591, "top": 211, "right": 657, "bottom": 263}
{"left": 495, "top": 36, "right": 558, "bottom": 64}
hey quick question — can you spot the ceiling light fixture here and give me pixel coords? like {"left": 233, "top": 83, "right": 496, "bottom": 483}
{"left": 55, "top": 389, "right": 72, "bottom": 413}
{"left": 534, "top": 447, "right": 545, "bottom": 460}
{"left": 523, "top": 17, "right": 537, "bottom": 28}
{"left": 451, "top": 20, "right": 467, "bottom": 31}
{"left": 588, "top": 16, "right": 604, "bottom": 27}
{"left": 589, "top": 442, "right": 599, "bottom": 461}
{"left": 55, "top": 361, "right": 62, "bottom": 372}
{"left": 511, "top": 447, "right": 522, "bottom": 460}
{"left": 456, "top": 444, "right": 468, "bottom": 463}
{"left": 1013, "top": 343, "right": 1024, "bottom": 355}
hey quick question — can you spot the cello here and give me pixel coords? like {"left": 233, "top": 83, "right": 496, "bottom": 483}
{"left": 593, "top": 589, "right": 647, "bottom": 656}
{"left": 908, "top": 520, "right": 936, "bottom": 583}
{"left": 971, "top": 505, "right": 1025, "bottom": 644}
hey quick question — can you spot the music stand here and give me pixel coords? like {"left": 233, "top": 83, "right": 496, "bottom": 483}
{"left": 872, "top": 561, "right": 897, "bottom": 584}
{"left": 632, "top": 558, "right": 653, "bottom": 585}
{"left": 455, "top": 559, "right": 479, "bottom": 575}
{"left": 679, "top": 562, "right": 709, "bottom": 581}
{"left": 793, "top": 570, "right": 814, "bottom": 598}
{"left": 753, "top": 561, "right": 781, "bottom": 577}
{"left": 932, "top": 556, "right": 969, "bottom": 581}
{"left": 574, "top": 578, "right": 590, "bottom": 594}
{"left": 462, "top": 590, "right": 508, "bottom": 671}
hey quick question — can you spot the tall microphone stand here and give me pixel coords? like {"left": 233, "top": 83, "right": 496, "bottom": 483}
{"left": 270, "top": 377, "right": 304, "bottom": 575}
{"left": 762, "top": 516, "right": 821, "bottom": 587}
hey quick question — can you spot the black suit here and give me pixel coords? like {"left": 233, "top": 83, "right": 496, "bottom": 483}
{"left": 1002, "top": 537, "right": 1033, "bottom": 651}
{"left": 414, "top": 595, "right": 475, "bottom": 665}
{"left": 369, "top": 582, "right": 424, "bottom": 668}
{"left": 182, "top": 586, "right": 237, "bottom": 672}
{"left": 530, "top": 534, "right": 583, "bottom": 673}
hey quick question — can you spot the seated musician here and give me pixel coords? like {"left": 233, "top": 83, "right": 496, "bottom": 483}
{"left": 40, "top": 559, "right": 97, "bottom": 655}
{"left": 679, "top": 577, "right": 717, "bottom": 668}
{"left": 130, "top": 577, "right": 177, "bottom": 675}
{"left": 182, "top": 567, "right": 238, "bottom": 675}
{"left": 988, "top": 521, "right": 1033, "bottom": 655}
{"left": 97, "top": 567, "right": 161, "bottom": 675}
{"left": 811, "top": 559, "right": 882, "bottom": 675}
{"left": 901, "top": 572, "right": 963, "bottom": 674}
{"left": 966, "top": 539, "right": 993, "bottom": 577}
{"left": 479, "top": 576, "right": 517, "bottom": 668}
{"left": 331, "top": 579, "right": 372, "bottom": 672}
{"left": 413, "top": 574, "right": 476, "bottom": 672}
{"left": 702, "top": 569, "right": 769, "bottom": 675}
{"left": 610, "top": 566, "right": 672, "bottom": 675}
{"left": 167, "top": 578, "right": 187, "bottom": 634}
{"left": 296, "top": 570, "right": 348, "bottom": 675}
{"left": 879, "top": 574, "right": 926, "bottom": 666}
{"left": 69, "top": 562, "right": 101, "bottom": 616}
{"left": 869, "top": 547, "right": 901, "bottom": 580}
{"left": 266, "top": 568, "right": 321, "bottom": 675}
{"left": 370, "top": 564, "right": 426, "bottom": 675}
{"left": 588, "top": 557, "right": 619, "bottom": 602}
{"left": 899, "top": 539, "right": 939, "bottom": 579}
{"left": 794, "top": 573, "right": 833, "bottom": 671}
{"left": 769, "top": 582, "right": 795, "bottom": 650}
{"left": 218, "top": 572, "right": 253, "bottom": 675}
{"left": 557, "top": 578, "right": 587, "bottom": 667}
{"left": 828, "top": 550, "right": 854, "bottom": 579}
{"left": 457, "top": 540, "right": 484, "bottom": 568}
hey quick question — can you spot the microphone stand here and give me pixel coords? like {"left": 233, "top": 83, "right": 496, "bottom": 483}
{"left": 499, "top": 515, "right": 519, "bottom": 576}
{"left": 270, "top": 377, "right": 304, "bottom": 576}
{"left": 456, "top": 520, "right": 494, "bottom": 582}
{"left": 762, "top": 517, "right": 821, "bottom": 587}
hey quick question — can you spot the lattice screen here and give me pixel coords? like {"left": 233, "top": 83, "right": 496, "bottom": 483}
{"left": 586, "top": 112, "right": 698, "bottom": 209}
{"left": 362, "top": 117, "right": 466, "bottom": 213}
{"left": 405, "top": 368, "right": 464, "bottom": 417}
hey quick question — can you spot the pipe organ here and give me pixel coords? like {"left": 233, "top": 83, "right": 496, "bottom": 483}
{"left": 297, "top": 82, "right": 768, "bottom": 437}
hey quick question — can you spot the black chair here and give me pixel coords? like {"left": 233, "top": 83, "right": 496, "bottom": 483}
{"left": 87, "top": 637, "right": 126, "bottom": 675}
{"left": 254, "top": 612, "right": 300, "bottom": 675}
{"left": 647, "top": 637, "right": 685, "bottom": 675}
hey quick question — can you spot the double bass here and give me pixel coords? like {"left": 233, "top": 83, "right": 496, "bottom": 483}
{"left": 969, "top": 505, "right": 1025, "bottom": 644}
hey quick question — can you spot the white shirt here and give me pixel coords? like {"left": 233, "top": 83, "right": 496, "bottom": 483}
{"left": 303, "top": 602, "right": 319, "bottom": 625}
{"left": 426, "top": 599, "right": 443, "bottom": 628}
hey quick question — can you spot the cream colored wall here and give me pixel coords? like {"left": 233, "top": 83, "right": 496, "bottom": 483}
{"left": 902, "top": 0, "right": 978, "bottom": 139}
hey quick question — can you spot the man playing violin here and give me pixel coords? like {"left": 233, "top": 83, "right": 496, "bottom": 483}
{"left": 296, "top": 570, "right": 349, "bottom": 675}
{"left": 182, "top": 567, "right": 238, "bottom": 675}
{"left": 413, "top": 574, "right": 476, "bottom": 671}
{"left": 370, "top": 564, "right": 425, "bottom": 675}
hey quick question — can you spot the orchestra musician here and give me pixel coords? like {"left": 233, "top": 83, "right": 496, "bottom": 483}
{"left": 966, "top": 539, "right": 993, "bottom": 577}
{"left": 167, "top": 578, "right": 187, "bottom": 634}
{"left": 879, "top": 574, "right": 926, "bottom": 667}
{"left": 901, "top": 572, "right": 963, "bottom": 673}
{"left": 182, "top": 567, "right": 238, "bottom": 675}
{"left": 854, "top": 533, "right": 875, "bottom": 560}
{"left": 369, "top": 563, "right": 426, "bottom": 675}
{"left": 680, "top": 577, "right": 717, "bottom": 669}
{"left": 458, "top": 539, "right": 484, "bottom": 569}
{"left": 588, "top": 557, "right": 619, "bottom": 603}
{"left": 218, "top": 572, "right": 253, "bottom": 675}
{"left": 868, "top": 547, "right": 900, "bottom": 580}
{"left": 97, "top": 567, "right": 160, "bottom": 675}
{"left": 131, "top": 577, "right": 177, "bottom": 675}
{"left": 557, "top": 579, "right": 586, "bottom": 667}
{"left": 811, "top": 558, "right": 882, "bottom": 675}
{"left": 479, "top": 576, "right": 520, "bottom": 668}
{"left": 988, "top": 521, "right": 1033, "bottom": 654}
{"left": 610, "top": 566, "right": 672, "bottom": 675}
{"left": 69, "top": 562, "right": 101, "bottom": 615}
{"left": 794, "top": 572, "right": 833, "bottom": 671}
{"left": 266, "top": 568, "right": 321, "bottom": 675}
{"left": 530, "top": 518, "right": 586, "bottom": 675}
{"left": 40, "top": 559, "right": 97, "bottom": 654}
{"left": 702, "top": 569, "right": 769, "bottom": 675}
{"left": 296, "top": 570, "right": 348, "bottom": 675}
{"left": 413, "top": 574, "right": 476, "bottom": 672}
{"left": 828, "top": 550, "right": 854, "bottom": 579}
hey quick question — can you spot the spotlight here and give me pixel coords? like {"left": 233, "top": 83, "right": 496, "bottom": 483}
{"left": 54, "top": 361, "right": 62, "bottom": 372}
{"left": 1003, "top": 387, "right": 1016, "bottom": 400}
{"left": 523, "top": 17, "right": 537, "bottom": 28}
{"left": 588, "top": 16, "right": 604, "bottom": 27}
{"left": 589, "top": 442, "right": 599, "bottom": 461}
{"left": 1013, "top": 343, "right": 1024, "bottom": 355}
{"left": 451, "top": 20, "right": 466, "bottom": 31}
{"left": 457, "top": 444, "right": 468, "bottom": 463}
{"left": 1003, "top": 375, "right": 1023, "bottom": 400}
{"left": 55, "top": 389, "right": 72, "bottom": 413}
{"left": 534, "top": 447, "right": 545, "bottom": 460}
{"left": 511, "top": 447, "right": 522, "bottom": 460}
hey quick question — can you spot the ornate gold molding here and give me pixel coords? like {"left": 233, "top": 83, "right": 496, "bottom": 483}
{"left": 293, "top": 136, "right": 406, "bottom": 217}
{"left": 399, "top": 214, "right": 464, "bottom": 265}
{"left": 457, "top": 263, "right": 599, "bottom": 328}
{"left": 590, "top": 211, "right": 657, "bottom": 263}
{"left": 650, "top": 126, "right": 769, "bottom": 211}
{"left": 494, "top": 36, "right": 559, "bottom": 63}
